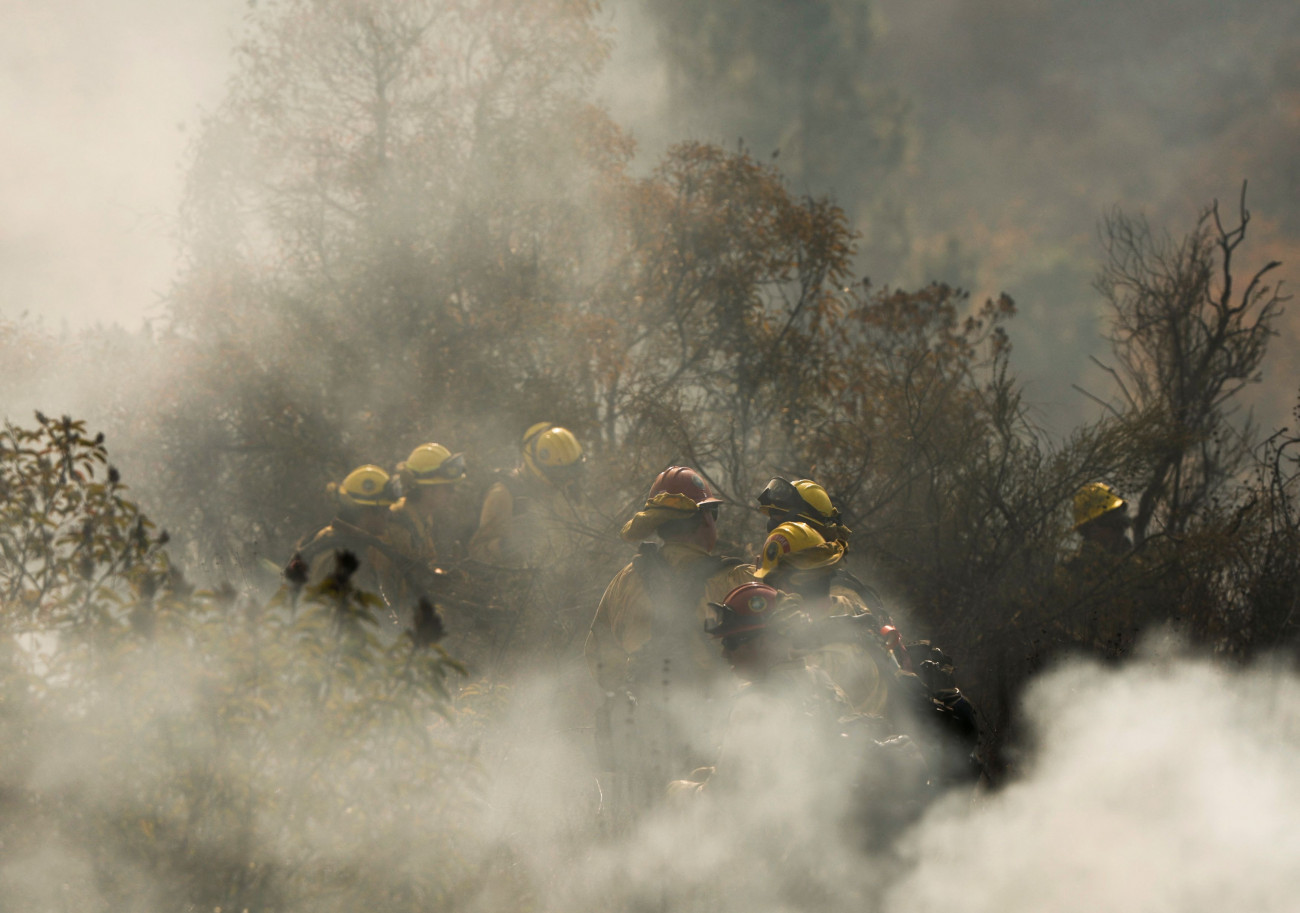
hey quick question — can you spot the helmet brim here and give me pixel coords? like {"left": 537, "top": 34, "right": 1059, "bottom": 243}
{"left": 621, "top": 505, "right": 696, "bottom": 542}
{"left": 709, "top": 619, "right": 767, "bottom": 638}
{"left": 1073, "top": 498, "right": 1127, "bottom": 531}
{"left": 705, "top": 603, "right": 769, "bottom": 638}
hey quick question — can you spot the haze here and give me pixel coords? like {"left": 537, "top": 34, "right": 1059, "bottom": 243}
{"left": 1, "top": 0, "right": 242, "bottom": 328}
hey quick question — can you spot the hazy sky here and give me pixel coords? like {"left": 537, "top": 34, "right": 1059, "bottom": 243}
{"left": 5, "top": 1, "right": 1297, "bottom": 429}
{"left": 598, "top": 0, "right": 1300, "bottom": 429}
{"left": 1, "top": 1, "right": 243, "bottom": 328}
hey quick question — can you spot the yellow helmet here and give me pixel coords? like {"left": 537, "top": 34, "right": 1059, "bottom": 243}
{"left": 793, "top": 480, "right": 834, "bottom": 516}
{"left": 756, "top": 477, "right": 851, "bottom": 543}
{"left": 399, "top": 443, "right": 466, "bottom": 486}
{"left": 521, "top": 423, "right": 584, "bottom": 483}
{"left": 336, "top": 464, "right": 397, "bottom": 508}
{"left": 1073, "top": 482, "right": 1127, "bottom": 530}
{"left": 754, "top": 521, "right": 845, "bottom": 580}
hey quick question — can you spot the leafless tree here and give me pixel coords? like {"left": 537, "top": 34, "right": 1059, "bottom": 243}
{"left": 1090, "top": 183, "right": 1287, "bottom": 542}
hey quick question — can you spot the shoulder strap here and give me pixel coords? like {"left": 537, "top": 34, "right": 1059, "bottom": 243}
{"left": 834, "top": 567, "right": 886, "bottom": 611}
{"left": 631, "top": 541, "right": 669, "bottom": 588}
{"left": 633, "top": 543, "right": 732, "bottom": 646}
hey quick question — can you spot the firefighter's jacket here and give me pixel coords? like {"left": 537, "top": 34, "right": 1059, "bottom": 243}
{"left": 586, "top": 541, "right": 754, "bottom": 802}
{"left": 809, "top": 614, "right": 889, "bottom": 718}
{"left": 376, "top": 498, "right": 439, "bottom": 610}
{"left": 467, "top": 474, "right": 586, "bottom": 569}
{"left": 779, "top": 592, "right": 888, "bottom": 717}
{"left": 785, "top": 594, "right": 982, "bottom": 788}
{"left": 585, "top": 541, "right": 755, "bottom": 695}
{"left": 289, "top": 519, "right": 441, "bottom": 630}
{"left": 1050, "top": 537, "right": 1163, "bottom": 660}
{"left": 384, "top": 498, "right": 439, "bottom": 565}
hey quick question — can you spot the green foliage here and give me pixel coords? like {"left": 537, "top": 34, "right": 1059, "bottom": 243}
{"left": 0, "top": 416, "right": 471, "bottom": 912}
{"left": 0, "top": 412, "right": 171, "bottom": 629}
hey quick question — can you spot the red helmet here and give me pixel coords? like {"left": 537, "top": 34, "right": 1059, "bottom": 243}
{"left": 621, "top": 466, "right": 724, "bottom": 542}
{"left": 706, "top": 582, "right": 781, "bottom": 638}
{"left": 648, "top": 466, "right": 723, "bottom": 507}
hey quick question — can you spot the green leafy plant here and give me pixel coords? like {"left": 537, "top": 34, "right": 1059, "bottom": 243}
{"left": 0, "top": 415, "right": 475, "bottom": 912}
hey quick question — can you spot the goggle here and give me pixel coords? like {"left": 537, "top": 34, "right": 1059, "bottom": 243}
{"left": 704, "top": 604, "right": 729, "bottom": 634}
{"left": 522, "top": 423, "right": 549, "bottom": 452}
{"left": 542, "top": 457, "right": 586, "bottom": 482}
{"left": 702, "top": 502, "right": 720, "bottom": 520}
{"left": 757, "top": 477, "right": 841, "bottom": 527}
{"left": 416, "top": 452, "right": 466, "bottom": 482}
{"left": 720, "top": 630, "right": 763, "bottom": 653}
{"left": 756, "top": 477, "right": 801, "bottom": 513}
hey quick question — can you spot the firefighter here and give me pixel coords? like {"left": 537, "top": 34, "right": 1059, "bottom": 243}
{"left": 755, "top": 476, "right": 883, "bottom": 613}
{"left": 672, "top": 581, "right": 859, "bottom": 796}
{"left": 756, "top": 521, "right": 982, "bottom": 785}
{"left": 285, "top": 465, "right": 424, "bottom": 612}
{"left": 373, "top": 442, "right": 469, "bottom": 621}
{"left": 388, "top": 442, "right": 467, "bottom": 565}
{"left": 1050, "top": 481, "right": 1156, "bottom": 661}
{"left": 466, "top": 423, "right": 586, "bottom": 568}
{"left": 585, "top": 466, "right": 755, "bottom": 813}
{"left": 459, "top": 424, "right": 592, "bottom": 666}
{"left": 671, "top": 581, "right": 930, "bottom": 850}
{"left": 284, "top": 464, "right": 454, "bottom": 644}
{"left": 755, "top": 477, "right": 852, "bottom": 544}
{"left": 1072, "top": 481, "right": 1133, "bottom": 558}
{"left": 752, "top": 520, "right": 888, "bottom": 714}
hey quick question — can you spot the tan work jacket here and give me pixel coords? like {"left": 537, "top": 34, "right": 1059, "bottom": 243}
{"left": 585, "top": 541, "right": 755, "bottom": 694}
{"left": 467, "top": 476, "right": 587, "bottom": 569}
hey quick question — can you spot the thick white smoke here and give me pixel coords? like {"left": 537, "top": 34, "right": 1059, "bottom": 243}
{"left": 4, "top": 616, "right": 1300, "bottom": 912}
{"left": 472, "top": 639, "right": 1300, "bottom": 912}
{"left": 2, "top": 0, "right": 240, "bottom": 327}
{"left": 888, "top": 638, "right": 1300, "bottom": 913}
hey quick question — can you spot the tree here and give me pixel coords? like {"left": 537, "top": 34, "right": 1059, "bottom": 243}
{"left": 1091, "top": 185, "right": 1287, "bottom": 542}
{"left": 625, "top": 0, "right": 911, "bottom": 273}
{"left": 147, "top": 0, "right": 632, "bottom": 570}
{"left": 0, "top": 412, "right": 171, "bottom": 630}
{"left": 587, "top": 142, "right": 856, "bottom": 501}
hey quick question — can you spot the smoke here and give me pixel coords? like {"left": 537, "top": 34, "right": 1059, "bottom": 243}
{"left": 8, "top": 0, "right": 1297, "bottom": 442}
{"left": 1, "top": 0, "right": 242, "bottom": 328}
{"left": 6, "top": 609, "right": 1300, "bottom": 912}
{"left": 868, "top": 0, "right": 1300, "bottom": 431}
{"left": 5, "top": 3, "right": 1300, "bottom": 905}
{"left": 8, "top": 1, "right": 1298, "bottom": 439}
{"left": 599, "top": 0, "right": 1300, "bottom": 432}
{"left": 890, "top": 639, "right": 1300, "bottom": 913}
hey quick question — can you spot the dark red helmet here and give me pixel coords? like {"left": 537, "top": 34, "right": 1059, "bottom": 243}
{"left": 706, "top": 582, "right": 781, "bottom": 638}
{"left": 648, "top": 466, "right": 723, "bottom": 507}
{"left": 622, "top": 466, "right": 724, "bottom": 542}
